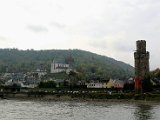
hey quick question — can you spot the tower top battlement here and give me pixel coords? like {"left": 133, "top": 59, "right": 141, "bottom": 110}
{"left": 136, "top": 40, "right": 146, "bottom": 53}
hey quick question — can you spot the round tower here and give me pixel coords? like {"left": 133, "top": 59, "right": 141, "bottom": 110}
{"left": 134, "top": 40, "right": 149, "bottom": 77}
{"left": 134, "top": 40, "right": 150, "bottom": 93}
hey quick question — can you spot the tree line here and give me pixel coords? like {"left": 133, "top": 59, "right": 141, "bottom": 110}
{"left": 0, "top": 48, "right": 134, "bottom": 80}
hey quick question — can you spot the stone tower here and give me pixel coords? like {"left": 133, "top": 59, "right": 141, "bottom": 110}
{"left": 134, "top": 40, "right": 150, "bottom": 78}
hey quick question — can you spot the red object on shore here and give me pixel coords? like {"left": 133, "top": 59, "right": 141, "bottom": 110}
{"left": 134, "top": 76, "right": 142, "bottom": 91}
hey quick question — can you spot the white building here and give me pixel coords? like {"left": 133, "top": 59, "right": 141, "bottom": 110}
{"left": 87, "top": 80, "right": 103, "bottom": 88}
{"left": 51, "top": 60, "right": 70, "bottom": 73}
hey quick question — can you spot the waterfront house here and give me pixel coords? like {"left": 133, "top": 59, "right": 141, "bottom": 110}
{"left": 106, "top": 79, "right": 114, "bottom": 89}
{"left": 86, "top": 80, "right": 108, "bottom": 88}
{"left": 106, "top": 79, "right": 124, "bottom": 89}
{"left": 87, "top": 80, "right": 103, "bottom": 88}
{"left": 113, "top": 80, "right": 124, "bottom": 89}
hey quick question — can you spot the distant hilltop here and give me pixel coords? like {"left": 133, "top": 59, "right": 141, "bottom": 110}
{"left": 0, "top": 49, "right": 134, "bottom": 79}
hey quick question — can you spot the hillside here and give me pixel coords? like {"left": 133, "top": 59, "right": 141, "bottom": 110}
{"left": 0, "top": 49, "right": 134, "bottom": 79}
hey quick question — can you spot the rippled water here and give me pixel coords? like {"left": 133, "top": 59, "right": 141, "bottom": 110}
{"left": 0, "top": 100, "right": 160, "bottom": 120}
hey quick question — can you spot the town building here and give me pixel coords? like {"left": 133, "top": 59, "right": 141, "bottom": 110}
{"left": 50, "top": 60, "right": 71, "bottom": 73}
{"left": 86, "top": 80, "right": 108, "bottom": 88}
{"left": 86, "top": 80, "right": 103, "bottom": 88}
{"left": 112, "top": 80, "right": 124, "bottom": 89}
{"left": 106, "top": 79, "right": 124, "bottom": 89}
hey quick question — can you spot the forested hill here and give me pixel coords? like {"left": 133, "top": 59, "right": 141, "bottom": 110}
{"left": 0, "top": 49, "right": 134, "bottom": 79}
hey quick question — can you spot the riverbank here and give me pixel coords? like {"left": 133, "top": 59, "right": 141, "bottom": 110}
{"left": 1, "top": 92, "right": 160, "bottom": 104}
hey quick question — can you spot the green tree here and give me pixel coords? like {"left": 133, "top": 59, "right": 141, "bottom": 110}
{"left": 38, "top": 81, "right": 56, "bottom": 88}
{"left": 142, "top": 74, "right": 153, "bottom": 92}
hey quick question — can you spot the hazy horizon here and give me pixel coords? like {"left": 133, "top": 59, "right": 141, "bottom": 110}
{"left": 0, "top": 0, "right": 160, "bottom": 70}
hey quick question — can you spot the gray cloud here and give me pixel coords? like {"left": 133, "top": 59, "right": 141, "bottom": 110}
{"left": 50, "top": 22, "right": 65, "bottom": 29}
{"left": 27, "top": 25, "right": 48, "bottom": 33}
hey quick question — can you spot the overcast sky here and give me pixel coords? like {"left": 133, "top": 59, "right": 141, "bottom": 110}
{"left": 0, "top": 0, "right": 160, "bottom": 70}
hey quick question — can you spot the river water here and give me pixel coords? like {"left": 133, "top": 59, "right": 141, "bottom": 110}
{"left": 0, "top": 100, "right": 160, "bottom": 120}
